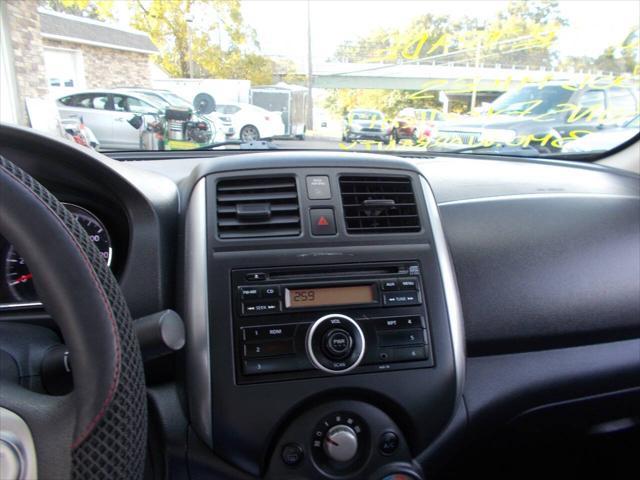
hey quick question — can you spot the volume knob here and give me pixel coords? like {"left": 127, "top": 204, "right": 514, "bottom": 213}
{"left": 306, "top": 314, "right": 366, "bottom": 374}
{"left": 323, "top": 425, "right": 358, "bottom": 463}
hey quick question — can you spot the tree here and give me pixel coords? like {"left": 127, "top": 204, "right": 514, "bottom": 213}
{"left": 325, "top": 1, "right": 569, "bottom": 116}
{"left": 559, "top": 27, "right": 640, "bottom": 75}
{"left": 129, "top": 0, "right": 276, "bottom": 83}
{"left": 40, "top": 0, "right": 114, "bottom": 19}
{"left": 485, "top": 0, "right": 567, "bottom": 68}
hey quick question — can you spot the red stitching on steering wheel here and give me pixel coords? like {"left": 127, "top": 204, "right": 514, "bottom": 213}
{"left": 0, "top": 163, "right": 122, "bottom": 449}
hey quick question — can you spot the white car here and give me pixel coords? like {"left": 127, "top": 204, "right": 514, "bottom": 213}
{"left": 216, "top": 102, "right": 285, "bottom": 141}
{"left": 114, "top": 88, "right": 227, "bottom": 143}
{"left": 57, "top": 90, "right": 168, "bottom": 150}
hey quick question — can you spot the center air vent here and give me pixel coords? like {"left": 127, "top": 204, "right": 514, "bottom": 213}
{"left": 339, "top": 176, "right": 420, "bottom": 234}
{"left": 216, "top": 177, "right": 300, "bottom": 238}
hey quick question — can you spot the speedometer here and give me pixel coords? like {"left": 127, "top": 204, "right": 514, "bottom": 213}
{"left": 4, "top": 203, "right": 112, "bottom": 303}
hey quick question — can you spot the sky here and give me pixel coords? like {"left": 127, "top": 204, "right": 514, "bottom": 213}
{"left": 240, "top": 0, "right": 640, "bottom": 64}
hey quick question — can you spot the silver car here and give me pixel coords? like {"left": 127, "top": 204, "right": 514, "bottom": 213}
{"left": 113, "top": 87, "right": 229, "bottom": 141}
{"left": 57, "top": 90, "right": 165, "bottom": 150}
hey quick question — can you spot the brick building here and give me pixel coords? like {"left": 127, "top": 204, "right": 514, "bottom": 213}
{"left": 1, "top": 0, "right": 158, "bottom": 125}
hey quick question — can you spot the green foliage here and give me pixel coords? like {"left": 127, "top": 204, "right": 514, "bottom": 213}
{"left": 325, "top": 1, "right": 569, "bottom": 117}
{"left": 43, "top": 0, "right": 281, "bottom": 84}
{"left": 40, "top": 0, "right": 114, "bottom": 19}
{"left": 559, "top": 27, "right": 640, "bottom": 74}
{"left": 129, "top": 0, "right": 276, "bottom": 83}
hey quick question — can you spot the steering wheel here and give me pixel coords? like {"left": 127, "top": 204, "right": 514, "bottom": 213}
{"left": 0, "top": 156, "right": 147, "bottom": 479}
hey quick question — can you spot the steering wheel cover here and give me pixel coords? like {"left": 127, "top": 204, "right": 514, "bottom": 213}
{"left": 0, "top": 156, "right": 146, "bottom": 479}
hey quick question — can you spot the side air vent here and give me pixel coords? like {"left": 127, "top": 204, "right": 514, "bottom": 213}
{"left": 339, "top": 176, "right": 420, "bottom": 234}
{"left": 216, "top": 177, "right": 301, "bottom": 238}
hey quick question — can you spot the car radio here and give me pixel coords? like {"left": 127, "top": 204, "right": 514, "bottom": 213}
{"left": 231, "top": 262, "right": 433, "bottom": 383}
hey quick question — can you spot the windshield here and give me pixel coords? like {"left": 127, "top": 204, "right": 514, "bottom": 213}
{"left": 349, "top": 111, "right": 384, "bottom": 121}
{"left": 1, "top": 0, "right": 639, "bottom": 158}
{"left": 488, "top": 86, "right": 574, "bottom": 116}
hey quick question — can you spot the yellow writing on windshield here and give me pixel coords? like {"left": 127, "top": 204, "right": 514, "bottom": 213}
{"left": 369, "top": 26, "right": 561, "bottom": 64}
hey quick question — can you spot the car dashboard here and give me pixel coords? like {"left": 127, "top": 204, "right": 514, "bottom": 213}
{"left": 0, "top": 124, "right": 638, "bottom": 479}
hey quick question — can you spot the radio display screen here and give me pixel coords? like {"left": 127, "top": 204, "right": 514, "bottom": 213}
{"left": 285, "top": 285, "right": 376, "bottom": 308}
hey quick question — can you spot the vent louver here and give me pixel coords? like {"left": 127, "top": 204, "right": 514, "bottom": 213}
{"left": 339, "top": 176, "right": 420, "bottom": 234}
{"left": 216, "top": 177, "right": 301, "bottom": 238}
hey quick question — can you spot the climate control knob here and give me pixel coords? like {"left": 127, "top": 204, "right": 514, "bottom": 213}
{"left": 306, "top": 314, "right": 365, "bottom": 374}
{"left": 323, "top": 425, "right": 358, "bottom": 463}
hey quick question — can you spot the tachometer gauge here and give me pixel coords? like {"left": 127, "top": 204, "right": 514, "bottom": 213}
{"left": 4, "top": 203, "right": 112, "bottom": 303}
{"left": 5, "top": 245, "right": 36, "bottom": 302}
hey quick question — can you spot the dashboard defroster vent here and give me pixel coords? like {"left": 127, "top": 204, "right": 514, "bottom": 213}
{"left": 339, "top": 176, "right": 420, "bottom": 234}
{"left": 216, "top": 177, "right": 301, "bottom": 238}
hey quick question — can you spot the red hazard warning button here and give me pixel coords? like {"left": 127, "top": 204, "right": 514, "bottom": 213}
{"left": 310, "top": 208, "right": 336, "bottom": 235}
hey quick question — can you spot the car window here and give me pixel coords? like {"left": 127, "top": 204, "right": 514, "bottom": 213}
{"left": 126, "top": 96, "right": 155, "bottom": 114}
{"left": 577, "top": 90, "right": 606, "bottom": 110}
{"left": 92, "top": 95, "right": 109, "bottom": 110}
{"left": 112, "top": 95, "right": 127, "bottom": 112}
{"left": 59, "top": 95, "right": 75, "bottom": 106}
{"left": 607, "top": 88, "right": 638, "bottom": 121}
{"left": 489, "top": 86, "right": 575, "bottom": 116}
{"left": 351, "top": 111, "right": 382, "bottom": 120}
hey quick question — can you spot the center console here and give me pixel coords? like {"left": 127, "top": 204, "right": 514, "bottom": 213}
{"left": 183, "top": 154, "right": 464, "bottom": 480}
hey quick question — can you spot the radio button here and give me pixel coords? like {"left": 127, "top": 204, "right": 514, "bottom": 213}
{"left": 306, "top": 175, "right": 332, "bottom": 200}
{"left": 382, "top": 291, "right": 420, "bottom": 306}
{"left": 238, "top": 286, "right": 260, "bottom": 299}
{"left": 243, "top": 324, "right": 296, "bottom": 341}
{"left": 261, "top": 286, "right": 280, "bottom": 298}
{"left": 242, "top": 300, "right": 281, "bottom": 315}
{"left": 398, "top": 277, "right": 418, "bottom": 290}
{"left": 244, "top": 339, "right": 295, "bottom": 358}
{"left": 243, "top": 356, "right": 304, "bottom": 375}
{"left": 378, "top": 329, "right": 425, "bottom": 347}
{"left": 380, "top": 279, "right": 399, "bottom": 291}
{"left": 245, "top": 272, "right": 266, "bottom": 281}
{"left": 391, "top": 345, "right": 428, "bottom": 362}
{"left": 375, "top": 316, "right": 424, "bottom": 330}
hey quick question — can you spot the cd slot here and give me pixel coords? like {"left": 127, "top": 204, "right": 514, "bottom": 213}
{"left": 268, "top": 265, "right": 402, "bottom": 281}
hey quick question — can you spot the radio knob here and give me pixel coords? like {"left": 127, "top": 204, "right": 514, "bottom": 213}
{"left": 322, "top": 328, "right": 353, "bottom": 359}
{"left": 306, "top": 314, "right": 365, "bottom": 374}
{"left": 323, "top": 425, "right": 359, "bottom": 463}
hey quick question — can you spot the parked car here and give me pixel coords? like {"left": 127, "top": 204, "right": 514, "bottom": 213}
{"left": 562, "top": 114, "right": 640, "bottom": 153}
{"left": 432, "top": 82, "right": 639, "bottom": 152}
{"left": 57, "top": 90, "right": 216, "bottom": 150}
{"left": 342, "top": 109, "right": 392, "bottom": 143}
{"left": 392, "top": 108, "right": 446, "bottom": 143}
{"left": 114, "top": 87, "right": 229, "bottom": 142}
{"left": 215, "top": 102, "right": 285, "bottom": 142}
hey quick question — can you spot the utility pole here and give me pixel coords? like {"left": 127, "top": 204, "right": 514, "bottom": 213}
{"left": 470, "top": 25, "right": 485, "bottom": 111}
{"left": 186, "top": 14, "right": 194, "bottom": 78}
{"left": 306, "top": 0, "right": 313, "bottom": 132}
{"left": 470, "top": 36, "right": 482, "bottom": 110}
